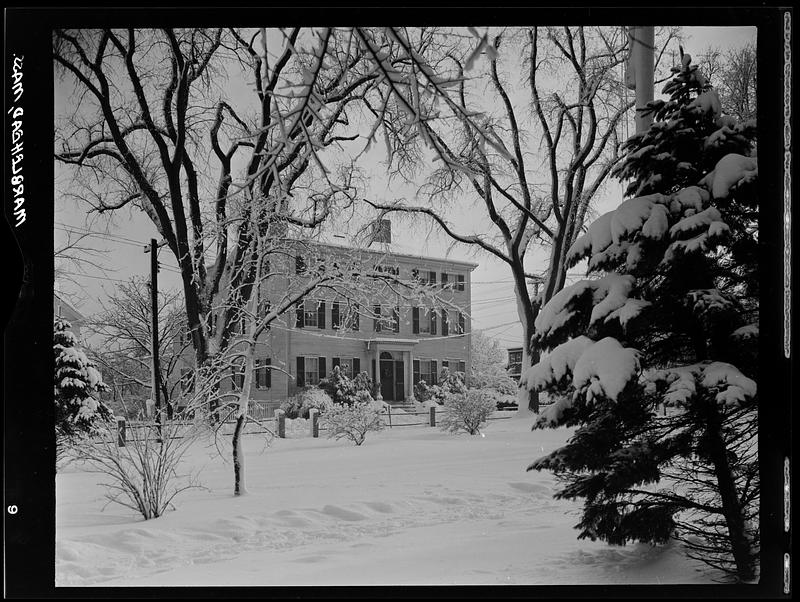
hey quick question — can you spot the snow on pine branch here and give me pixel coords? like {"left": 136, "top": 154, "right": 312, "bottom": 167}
{"left": 643, "top": 361, "right": 756, "bottom": 410}
{"left": 533, "top": 273, "right": 648, "bottom": 347}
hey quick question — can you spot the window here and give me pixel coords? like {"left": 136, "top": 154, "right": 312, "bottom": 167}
{"left": 295, "top": 255, "right": 306, "bottom": 274}
{"left": 508, "top": 350, "right": 523, "bottom": 378}
{"left": 441, "top": 309, "right": 449, "bottom": 336}
{"left": 441, "top": 272, "right": 449, "bottom": 289}
{"left": 392, "top": 307, "right": 400, "bottom": 333}
{"left": 332, "top": 302, "right": 341, "bottom": 329}
{"left": 255, "top": 358, "right": 271, "bottom": 389}
{"left": 296, "top": 300, "right": 325, "bottom": 329}
{"left": 413, "top": 359, "right": 438, "bottom": 386}
{"left": 373, "top": 304, "right": 382, "bottom": 332}
{"left": 412, "top": 307, "right": 437, "bottom": 335}
{"left": 332, "top": 357, "right": 361, "bottom": 378}
{"left": 413, "top": 269, "right": 437, "bottom": 286}
{"left": 457, "top": 311, "right": 466, "bottom": 334}
{"left": 258, "top": 298, "right": 272, "bottom": 320}
{"left": 457, "top": 360, "right": 466, "bottom": 375}
{"left": 296, "top": 356, "right": 326, "bottom": 388}
{"left": 456, "top": 274, "right": 465, "bottom": 292}
{"left": 373, "top": 264, "right": 400, "bottom": 276}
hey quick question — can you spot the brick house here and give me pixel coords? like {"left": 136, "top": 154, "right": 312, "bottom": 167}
{"left": 182, "top": 240, "right": 478, "bottom": 413}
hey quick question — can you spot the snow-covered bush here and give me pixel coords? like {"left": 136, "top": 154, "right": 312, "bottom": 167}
{"left": 439, "top": 389, "right": 496, "bottom": 435}
{"left": 319, "top": 367, "right": 373, "bottom": 406}
{"left": 281, "top": 386, "right": 333, "bottom": 419}
{"left": 524, "top": 52, "right": 758, "bottom": 582}
{"left": 54, "top": 317, "right": 113, "bottom": 467}
{"left": 414, "top": 369, "right": 466, "bottom": 405}
{"left": 320, "top": 398, "right": 385, "bottom": 446}
{"left": 77, "top": 417, "right": 202, "bottom": 520}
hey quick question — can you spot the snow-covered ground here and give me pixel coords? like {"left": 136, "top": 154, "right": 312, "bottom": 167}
{"left": 56, "top": 414, "right": 722, "bottom": 586}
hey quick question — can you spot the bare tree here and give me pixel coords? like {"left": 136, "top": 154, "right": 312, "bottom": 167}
{"left": 361, "top": 26, "right": 678, "bottom": 414}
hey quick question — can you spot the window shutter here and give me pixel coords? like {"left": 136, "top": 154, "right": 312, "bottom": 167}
{"left": 374, "top": 304, "right": 381, "bottom": 332}
{"left": 431, "top": 360, "right": 438, "bottom": 385}
{"left": 441, "top": 310, "right": 449, "bottom": 336}
{"left": 457, "top": 274, "right": 465, "bottom": 291}
{"left": 431, "top": 310, "right": 437, "bottom": 335}
{"left": 332, "top": 357, "right": 340, "bottom": 370}
{"left": 459, "top": 312, "right": 466, "bottom": 334}
{"left": 353, "top": 357, "right": 361, "bottom": 375}
{"left": 319, "top": 357, "right": 326, "bottom": 380}
{"left": 413, "top": 359, "right": 420, "bottom": 385}
{"left": 296, "top": 301, "right": 305, "bottom": 328}
{"left": 266, "top": 358, "right": 271, "bottom": 388}
{"left": 255, "top": 359, "right": 263, "bottom": 388}
{"left": 393, "top": 307, "right": 400, "bottom": 333}
{"left": 296, "top": 356, "right": 305, "bottom": 388}
{"left": 412, "top": 307, "right": 420, "bottom": 334}
{"left": 353, "top": 310, "right": 360, "bottom": 331}
{"left": 318, "top": 301, "right": 326, "bottom": 329}
{"left": 429, "top": 271, "right": 437, "bottom": 285}
{"left": 331, "top": 302, "right": 340, "bottom": 329}
{"left": 458, "top": 360, "right": 465, "bottom": 375}
{"left": 441, "top": 272, "right": 448, "bottom": 288}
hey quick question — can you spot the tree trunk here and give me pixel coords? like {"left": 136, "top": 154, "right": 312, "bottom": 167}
{"left": 232, "top": 414, "right": 247, "bottom": 496}
{"left": 703, "top": 402, "right": 756, "bottom": 581}
{"left": 514, "top": 292, "right": 540, "bottom": 417}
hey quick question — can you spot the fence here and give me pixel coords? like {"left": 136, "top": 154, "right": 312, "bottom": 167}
{"left": 114, "top": 404, "right": 518, "bottom": 446}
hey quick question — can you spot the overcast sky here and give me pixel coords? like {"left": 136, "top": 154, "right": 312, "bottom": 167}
{"left": 54, "top": 25, "right": 757, "bottom": 351}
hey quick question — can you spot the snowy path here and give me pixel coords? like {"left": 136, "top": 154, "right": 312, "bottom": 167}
{"left": 56, "top": 417, "right": 719, "bottom": 586}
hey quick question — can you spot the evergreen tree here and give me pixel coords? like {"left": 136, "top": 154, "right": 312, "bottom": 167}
{"left": 54, "top": 317, "right": 113, "bottom": 463}
{"left": 521, "top": 52, "right": 758, "bottom": 582}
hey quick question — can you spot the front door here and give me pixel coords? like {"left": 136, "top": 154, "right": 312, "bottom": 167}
{"left": 380, "top": 360, "right": 395, "bottom": 401}
{"left": 393, "top": 360, "right": 404, "bottom": 401}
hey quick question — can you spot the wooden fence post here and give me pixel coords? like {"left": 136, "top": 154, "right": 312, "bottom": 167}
{"left": 275, "top": 409, "right": 286, "bottom": 438}
{"left": 429, "top": 406, "right": 436, "bottom": 427}
{"left": 309, "top": 408, "right": 319, "bottom": 438}
{"left": 117, "top": 418, "right": 126, "bottom": 447}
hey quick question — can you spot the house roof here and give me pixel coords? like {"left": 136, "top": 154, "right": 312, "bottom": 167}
{"left": 54, "top": 293, "right": 85, "bottom": 323}
{"left": 285, "top": 238, "right": 480, "bottom": 270}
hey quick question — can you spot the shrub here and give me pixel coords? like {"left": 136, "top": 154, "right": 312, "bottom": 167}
{"left": 77, "top": 416, "right": 202, "bottom": 520}
{"left": 320, "top": 398, "right": 385, "bottom": 446}
{"left": 281, "top": 386, "right": 333, "bottom": 419}
{"left": 319, "top": 367, "right": 373, "bottom": 406}
{"left": 440, "top": 389, "right": 497, "bottom": 435}
{"left": 413, "top": 369, "right": 467, "bottom": 405}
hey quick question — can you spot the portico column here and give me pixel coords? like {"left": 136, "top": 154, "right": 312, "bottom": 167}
{"left": 406, "top": 348, "right": 414, "bottom": 401}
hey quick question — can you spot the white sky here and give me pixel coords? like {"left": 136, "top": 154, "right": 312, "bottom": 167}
{"left": 54, "top": 25, "right": 757, "bottom": 350}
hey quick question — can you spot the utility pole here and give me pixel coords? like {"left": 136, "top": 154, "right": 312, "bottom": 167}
{"left": 147, "top": 238, "right": 162, "bottom": 441}
{"left": 626, "top": 26, "right": 655, "bottom": 134}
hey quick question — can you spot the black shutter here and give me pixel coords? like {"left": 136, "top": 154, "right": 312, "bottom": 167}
{"left": 332, "top": 357, "right": 340, "bottom": 370}
{"left": 459, "top": 312, "right": 466, "bottom": 334}
{"left": 353, "top": 306, "right": 360, "bottom": 331}
{"left": 412, "top": 307, "right": 420, "bottom": 334}
{"left": 266, "top": 358, "right": 271, "bottom": 388}
{"left": 374, "top": 304, "right": 381, "bottom": 332}
{"left": 331, "top": 302, "right": 340, "bottom": 329}
{"left": 319, "top": 357, "right": 326, "bottom": 380}
{"left": 431, "top": 310, "right": 437, "bottom": 335}
{"left": 458, "top": 360, "right": 465, "bottom": 374}
{"left": 393, "top": 307, "right": 400, "bottom": 333}
{"left": 413, "top": 359, "right": 420, "bottom": 385}
{"left": 318, "top": 301, "right": 326, "bottom": 329}
{"left": 441, "top": 310, "right": 449, "bottom": 336}
{"left": 441, "top": 272, "right": 448, "bottom": 288}
{"left": 429, "top": 271, "right": 437, "bottom": 285}
{"left": 296, "top": 301, "right": 305, "bottom": 328}
{"left": 431, "top": 360, "right": 438, "bottom": 385}
{"left": 353, "top": 357, "right": 361, "bottom": 375}
{"left": 296, "top": 356, "right": 305, "bottom": 388}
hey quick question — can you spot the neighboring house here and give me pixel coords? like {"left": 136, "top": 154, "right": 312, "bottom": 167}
{"left": 54, "top": 293, "right": 85, "bottom": 342}
{"left": 507, "top": 347, "right": 523, "bottom": 382}
{"left": 177, "top": 238, "right": 477, "bottom": 413}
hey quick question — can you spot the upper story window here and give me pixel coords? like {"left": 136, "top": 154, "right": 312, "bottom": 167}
{"left": 373, "top": 305, "right": 400, "bottom": 333}
{"left": 255, "top": 358, "right": 271, "bottom": 389}
{"left": 373, "top": 264, "right": 400, "bottom": 276}
{"left": 412, "top": 307, "right": 438, "bottom": 335}
{"left": 295, "top": 255, "right": 306, "bottom": 275}
{"left": 456, "top": 274, "right": 465, "bottom": 292}
{"left": 412, "top": 269, "right": 437, "bottom": 286}
{"left": 296, "top": 299, "right": 325, "bottom": 329}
